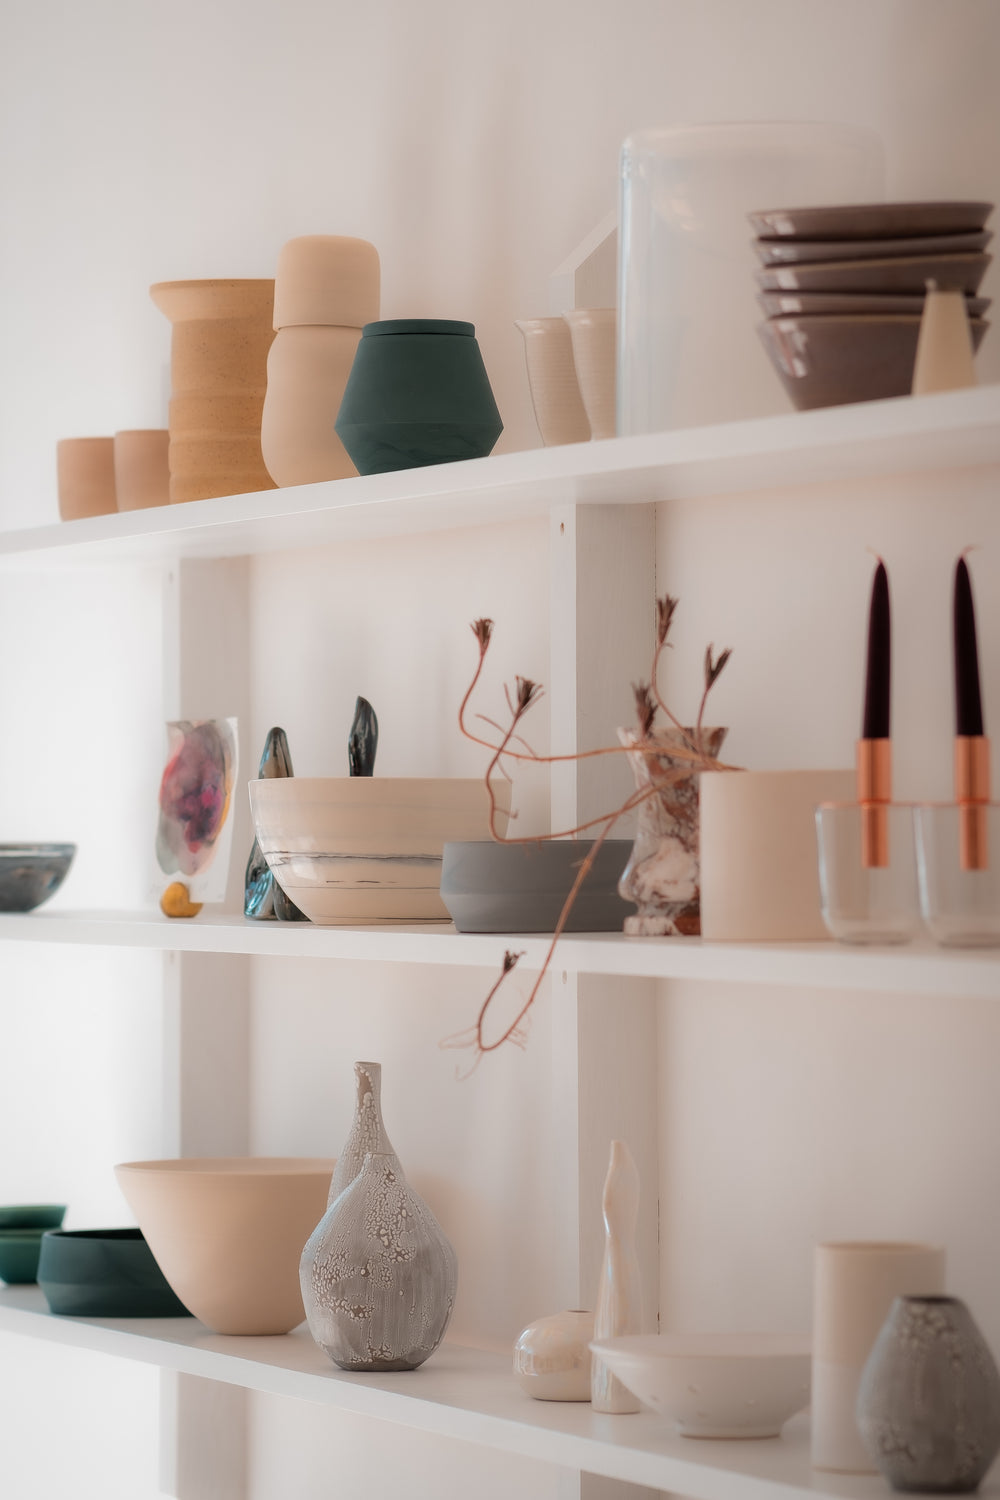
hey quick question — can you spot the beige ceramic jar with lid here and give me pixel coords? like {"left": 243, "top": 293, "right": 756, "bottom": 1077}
{"left": 261, "top": 235, "right": 380, "bottom": 486}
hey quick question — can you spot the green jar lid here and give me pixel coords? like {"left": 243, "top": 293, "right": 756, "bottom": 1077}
{"left": 362, "top": 319, "right": 475, "bottom": 338}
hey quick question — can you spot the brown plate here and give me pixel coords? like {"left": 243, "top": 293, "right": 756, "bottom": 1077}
{"left": 755, "top": 253, "right": 992, "bottom": 296}
{"left": 757, "top": 290, "right": 992, "bottom": 319}
{"left": 757, "top": 313, "right": 989, "bottom": 411}
{"left": 755, "top": 230, "right": 991, "bottom": 266}
{"left": 749, "top": 201, "right": 994, "bottom": 240}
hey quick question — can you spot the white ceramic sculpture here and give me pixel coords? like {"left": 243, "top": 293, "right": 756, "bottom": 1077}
{"left": 591, "top": 1139, "right": 643, "bottom": 1412}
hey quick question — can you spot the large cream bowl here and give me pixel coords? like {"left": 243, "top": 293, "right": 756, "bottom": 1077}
{"left": 114, "top": 1157, "right": 334, "bottom": 1335}
{"left": 248, "top": 777, "right": 509, "bottom": 924}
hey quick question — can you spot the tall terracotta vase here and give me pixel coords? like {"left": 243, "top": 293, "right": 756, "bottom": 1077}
{"left": 618, "top": 726, "right": 727, "bottom": 935}
{"left": 260, "top": 235, "right": 380, "bottom": 486}
{"left": 150, "top": 279, "right": 277, "bottom": 504}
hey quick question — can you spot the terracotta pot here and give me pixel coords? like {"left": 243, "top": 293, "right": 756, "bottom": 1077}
{"left": 563, "top": 308, "right": 617, "bottom": 439}
{"left": 150, "top": 279, "right": 276, "bottom": 504}
{"left": 114, "top": 1156, "right": 335, "bottom": 1335}
{"left": 515, "top": 317, "right": 590, "bottom": 445}
{"left": 56, "top": 437, "right": 117, "bottom": 521}
{"left": 261, "top": 236, "right": 379, "bottom": 487}
{"left": 113, "top": 430, "right": 170, "bottom": 511}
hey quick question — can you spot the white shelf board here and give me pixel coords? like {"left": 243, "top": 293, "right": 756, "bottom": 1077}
{"left": 2, "top": 909, "right": 998, "bottom": 996}
{"left": 1, "top": 1285, "right": 981, "bottom": 1499}
{"left": 3, "top": 386, "right": 1000, "bottom": 567}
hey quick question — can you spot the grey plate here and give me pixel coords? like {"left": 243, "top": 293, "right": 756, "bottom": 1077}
{"left": 440, "top": 839, "right": 634, "bottom": 933}
{"left": 755, "top": 253, "right": 992, "bottom": 296}
{"left": 755, "top": 230, "right": 992, "bottom": 266}
{"left": 749, "top": 201, "right": 994, "bottom": 240}
{"left": 757, "top": 290, "right": 992, "bottom": 319}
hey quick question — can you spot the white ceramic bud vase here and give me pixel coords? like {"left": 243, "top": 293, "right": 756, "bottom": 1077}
{"left": 513, "top": 1309, "right": 595, "bottom": 1401}
{"left": 591, "top": 1139, "right": 643, "bottom": 1412}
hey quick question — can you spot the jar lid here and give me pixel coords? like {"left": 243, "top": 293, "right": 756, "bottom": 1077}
{"left": 272, "top": 237, "right": 380, "bottom": 329}
{"left": 362, "top": 319, "right": 475, "bottom": 338}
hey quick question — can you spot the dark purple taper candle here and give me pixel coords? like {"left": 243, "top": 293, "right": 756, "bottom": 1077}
{"left": 861, "top": 560, "right": 891, "bottom": 740}
{"left": 954, "top": 556, "right": 985, "bottom": 736}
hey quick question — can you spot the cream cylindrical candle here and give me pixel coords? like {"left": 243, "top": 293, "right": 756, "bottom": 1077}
{"left": 699, "top": 769, "right": 855, "bottom": 941}
{"left": 812, "top": 1241, "right": 946, "bottom": 1472}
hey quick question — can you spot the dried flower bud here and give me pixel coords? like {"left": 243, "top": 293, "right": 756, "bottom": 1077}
{"left": 704, "top": 644, "right": 732, "bottom": 690}
{"left": 502, "top": 950, "right": 521, "bottom": 974}
{"left": 656, "top": 595, "right": 679, "bottom": 646}
{"left": 472, "top": 618, "right": 494, "bottom": 651}
{"left": 632, "top": 681, "right": 657, "bottom": 736}
{"left": 515, "top": 677, "right": 541, "bottom": 714}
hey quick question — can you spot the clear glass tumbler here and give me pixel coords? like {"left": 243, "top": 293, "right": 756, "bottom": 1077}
{"left": 617, "top": 121, "right": 884, "bottom": 435}
{"left": 815, "top": 803, "right": 920, "bottom": 945}
{"left": 913, "top": 803, "right": 1000, "bottom": 947}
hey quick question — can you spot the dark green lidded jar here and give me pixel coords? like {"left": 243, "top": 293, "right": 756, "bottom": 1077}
{"left": 335, "top": 319, "right": 503, "bottom": 475}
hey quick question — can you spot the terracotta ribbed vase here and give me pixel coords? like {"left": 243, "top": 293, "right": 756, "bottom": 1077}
{"left": 150, "top": 279, "right": 277, "bottom": 504}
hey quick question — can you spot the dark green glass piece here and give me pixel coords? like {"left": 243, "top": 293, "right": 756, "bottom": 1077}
{"left": 349, "top": 696, "right": 379, "bottom": 777}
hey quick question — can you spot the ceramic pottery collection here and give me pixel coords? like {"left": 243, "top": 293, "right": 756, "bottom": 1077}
{"left": 857, "top": 1296, "right": 1000, "bottom": 1493}
{"left": 301, "top": 1061, "right": 458, "bottom": 1371}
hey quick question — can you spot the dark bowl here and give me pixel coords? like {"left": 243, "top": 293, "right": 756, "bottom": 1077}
{"left": 749, "top": 201, "right": 994, "bottom": 241}
{"left": 757, "top": 290, "right": 991, "bottom": 320}
{"left": 37, "top": 1227, "right": 191, "bottom": 1318}
{"left": 0, "top": 1228, "right": 47, "bottom": 1284}
{"left": 755, "top": 253, "right": 991, "bottom": 297}
{"left": 0, "top": 845, "right": 76, "bottom": 912}
{"left": 755, "top": 229, "right": 991, "bottom": 267}
{"left": 758, "top": 313, "right": 989, "bottom": 411}
{"left": 0, "top": 1204, "right": 67, "bottom": 1230}
{"left": 440, "top": 839, "right": 634, "bottom": 933}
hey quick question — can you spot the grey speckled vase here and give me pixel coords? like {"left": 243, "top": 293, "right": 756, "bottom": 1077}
{"left": 857, "top": 1296, "right": 1000, "bottom": 1493}
{"left": 300, "top": 1060, "right": 458, "bottom": 1372}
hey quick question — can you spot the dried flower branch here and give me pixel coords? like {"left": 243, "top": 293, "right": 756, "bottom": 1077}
{"left": 444, "top": 594, "right": 734, "bottom": 1070}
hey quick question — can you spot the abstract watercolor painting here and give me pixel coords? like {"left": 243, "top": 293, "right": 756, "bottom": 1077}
{"left": 156, "top": 718, "right": 238, "bottom": 903}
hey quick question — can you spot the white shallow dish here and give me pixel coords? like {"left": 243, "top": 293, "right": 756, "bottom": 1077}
{"left": 590, "top": 1332, "right": 811, "bottom": 1439}
{"left": 248, "top": 777, "right": 509, "bottom": 924}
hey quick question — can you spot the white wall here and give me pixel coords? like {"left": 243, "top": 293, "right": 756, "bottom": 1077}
{"left": 1, "top": 1, "right": 999, "bottom": 1495}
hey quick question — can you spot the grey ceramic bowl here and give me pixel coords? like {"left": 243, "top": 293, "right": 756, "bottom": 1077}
{"left": 758, "top": 313, "right": 989, "bottom": 411}
{"left": 0, "top": 845, "right": 76, "bottom": 912}
{"left": 749, "top": 201, "right": 994, "bottom": 241}
{"left": 37, "top": 1227, "right": 191, "bottom": 1318}
{"left": 755, "top": 252, "right": 992, "bottom": 297}
{"left": 440, "top": 839, "right": 634, "bottom": 933}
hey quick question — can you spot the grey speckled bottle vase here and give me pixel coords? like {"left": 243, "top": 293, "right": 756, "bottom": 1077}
{"left": 857, "top": 1295, "right": 1000, "bottom": 1492}
{"left": 300, "top": 1061, "right": 458, "bottom": 1372}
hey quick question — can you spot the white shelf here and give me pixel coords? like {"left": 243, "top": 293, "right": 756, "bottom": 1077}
{"left": 3, "top": 386, "right": 1000, "bottom": 567}
{"left": 3, "top": 1284, "right": 984, "bottom": 1499}
{"left": 2, "top": 910, "right": 998, "bottom": 996}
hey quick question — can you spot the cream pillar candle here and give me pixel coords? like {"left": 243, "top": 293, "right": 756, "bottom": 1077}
{"left": 699, "top": 769, "right": 855, "bottom": 941}
{"left": 811, "top": 1241, "right": 946, "bottom": 1472}
{"left": 911, "top": 282, "right": 978, "bottom": 395}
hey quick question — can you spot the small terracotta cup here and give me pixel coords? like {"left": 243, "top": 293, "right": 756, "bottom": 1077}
{"left": 113, "top": 430, "right": 170, "bottom": 511}
{"left": 56, "top": 437, "right": 117, "bottom": 521}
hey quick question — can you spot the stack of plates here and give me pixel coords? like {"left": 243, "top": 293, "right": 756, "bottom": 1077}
{"left": 751, "top": 201, "right": 993, "bottom": 408}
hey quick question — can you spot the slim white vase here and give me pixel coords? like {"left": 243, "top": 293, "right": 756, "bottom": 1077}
{"left": 811, "top": 1241, "right": 946, "bottom": 1472}
{"left": 591, "top": 1139, "right": 643, "bottom": 1412}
